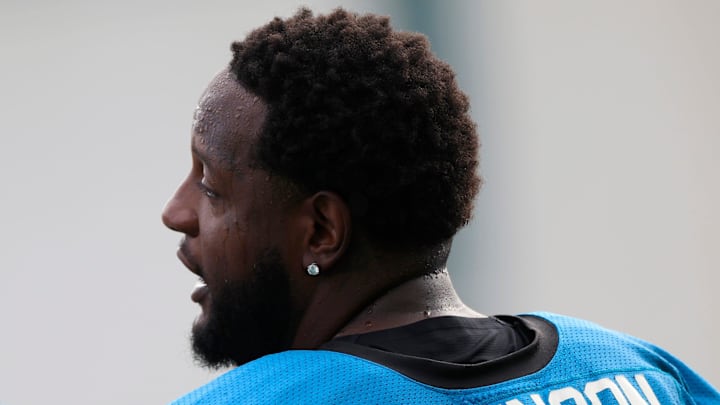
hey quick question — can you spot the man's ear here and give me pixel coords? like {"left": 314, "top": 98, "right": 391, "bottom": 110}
{"left": 300, "top": 191, "right": 351, "bottom": 273}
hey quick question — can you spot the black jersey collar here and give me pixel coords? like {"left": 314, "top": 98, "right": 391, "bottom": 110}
{"left": 320, "top": 315, "right": 558, "bottom": 389}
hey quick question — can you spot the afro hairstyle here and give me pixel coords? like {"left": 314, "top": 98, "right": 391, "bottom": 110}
{"left": 229, "top": 8, "right": 480, "bottom": 248}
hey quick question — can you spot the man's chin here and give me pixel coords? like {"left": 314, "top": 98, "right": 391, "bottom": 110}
{"left": 190, "top": 316, "right": 241, "bottom": 368}
{"left": 191, "top": 308, "right": 210, "bottom": 334}
{"left": 190, "top": 300, "right": 242, "bottom": 369}
{"left": 190, "top": 320, "right": 274, "bottom": 369}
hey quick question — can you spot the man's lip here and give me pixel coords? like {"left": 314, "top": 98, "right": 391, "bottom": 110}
{"left": 191, "top": 281, "right": 209, "bottom": 303}
{"left": 177, "top": 244, "right": 202, "bottom": 278}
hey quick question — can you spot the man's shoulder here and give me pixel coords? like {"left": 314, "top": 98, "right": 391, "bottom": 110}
{"left": 523, "top": 311, "right": 682, "bottom": 371}
{"left": 519, "top": 312, "right": 720, "bottom": 403}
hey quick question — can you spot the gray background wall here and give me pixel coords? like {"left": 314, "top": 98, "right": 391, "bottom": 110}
{"left": 1, "top": 1, "right": 717, "bottom": 404}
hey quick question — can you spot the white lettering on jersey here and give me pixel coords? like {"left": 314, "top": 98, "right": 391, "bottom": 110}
{"left": 503, "top": 373, "right": 660, "bottom": 405}
{"left": 618, "top": 374, "right": 660, "bottom": 405}
{"left": 584, "top": 378, "right": 628, "bottom": 405}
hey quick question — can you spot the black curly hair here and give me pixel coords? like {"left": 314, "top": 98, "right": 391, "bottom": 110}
{"left": 230, "top": 8, "right": 480, "bottom": 248}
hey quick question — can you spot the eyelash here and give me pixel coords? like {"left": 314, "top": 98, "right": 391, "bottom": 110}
{"left": 196, "top": 181, "right": 219, "bottom": 199}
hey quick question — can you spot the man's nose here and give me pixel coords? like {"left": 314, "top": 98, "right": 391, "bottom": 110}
{"left": 162, "top": 188, "right": 199, "bottom": 237}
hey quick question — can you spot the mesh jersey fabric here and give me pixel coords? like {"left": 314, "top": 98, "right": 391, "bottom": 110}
{"left": 169, "top": 312, "right": 720, "bottom": 404}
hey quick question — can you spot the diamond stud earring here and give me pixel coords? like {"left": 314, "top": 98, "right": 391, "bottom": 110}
{"left": 306, "top": 262, "right": 320, "bottom": 276}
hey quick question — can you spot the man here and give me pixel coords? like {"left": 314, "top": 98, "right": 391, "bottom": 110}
{"left": 162, "top": 8, "right": 719, "bottom": 404}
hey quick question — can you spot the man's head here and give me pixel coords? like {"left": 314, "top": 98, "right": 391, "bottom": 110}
{"left": 162, "top": 8, "right": 480, "bottom": 368}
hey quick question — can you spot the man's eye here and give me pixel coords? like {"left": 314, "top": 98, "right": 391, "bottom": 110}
{"left": 197, "top": 181, "right": 219, "bottom": 198}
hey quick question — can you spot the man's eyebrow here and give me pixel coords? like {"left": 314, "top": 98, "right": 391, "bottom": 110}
{"left": 191, "top": 143, "right": 215, "bottom": 171}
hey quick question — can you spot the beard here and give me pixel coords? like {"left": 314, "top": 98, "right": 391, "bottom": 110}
{"left": 191, "top": 248, "right": 295, "bottom": 369}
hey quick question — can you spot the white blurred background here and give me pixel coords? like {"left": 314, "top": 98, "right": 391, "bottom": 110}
{"left": 1, "top": 1, "right": 717, "bottom": 403}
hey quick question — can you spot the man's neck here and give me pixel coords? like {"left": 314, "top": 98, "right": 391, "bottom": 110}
{"left": 334, "top": 269, "right": 484, "bottom": 338}
{"left": 290, "top": 239, "right": 481, "bottom": 348}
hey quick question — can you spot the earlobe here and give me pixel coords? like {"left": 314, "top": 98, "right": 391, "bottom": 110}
{"left": 301, "top": 191, "right": 351, "bottom": 274}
